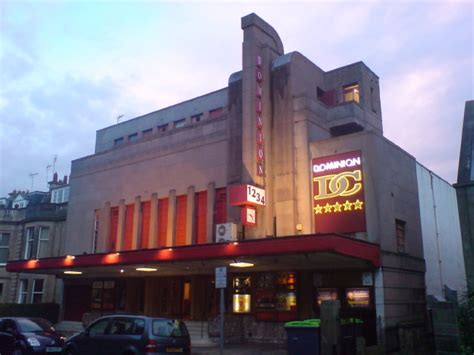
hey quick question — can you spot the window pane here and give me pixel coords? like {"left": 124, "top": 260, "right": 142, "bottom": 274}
{"left": 32, "top": 293, "right": 42, "bottom": 304}
{"left": 0, "top": 233, "right": 10, "bottom": 246}
{"left": 0, "top": 249, "right": 9, "bottom": 263}
{"left": 33, "top": 279, "right": 44, "bottom": 292}
{"left": 89, "top": 319, "right": 110, "bottom": 336}
{"left": 38, "top": 228, "right": 50, "bottom": 258}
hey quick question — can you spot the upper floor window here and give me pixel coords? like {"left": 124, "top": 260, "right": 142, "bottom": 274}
{"left": 396, "top": 219, "right": 406, "bottom": 253}
{"left": 174, "top": 119, "right": 186, "bottom": 129}
{"left": 24, "top": 227, "right": 50, "bottom": 259}
{"left": 128, "top": 133, "right": 138, "bottom": 142}
{"left": 25, "top": 227, "right": 35, "bottom": 259}
{"left": 209, "top": 107, "right": 224, "bottom": 119}
{"left": 191, "top": 113, "right": 203, "bottom": 123}
{"left": 114, "top": 137, "right": 124, "bottom": 146}
{"left": 0, "top": 233, "right": 10, "bottom": 264}
{"left": 343, "top": 83, "right": 360, "bottom": 103}
{"left": 142, "top": 128, "right": 153, "bottom": 137}
{"left": 157, "top": 124, "right": 168, "bottom": 133}
{"left": 37, "top": 227, "right": 50, "bottom": 258}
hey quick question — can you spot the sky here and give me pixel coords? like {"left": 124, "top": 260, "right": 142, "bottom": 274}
{"left": 0, "top": 0, "right": 472, "bottom": 197}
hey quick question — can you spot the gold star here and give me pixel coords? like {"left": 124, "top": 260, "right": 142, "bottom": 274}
{"left": 353, "top": 199, "right": 364, "bottom": 210}
{"left": 323, "top": 203, "right": 332, "bottom": 213}
{"left": 333, "top": 202, "right": 342, "bottom": 212}
{"left": 343, "top": 200, "right": 352, "bottom": 211}
{"left": 314, "top": 204, "right": 323, "bottom": 214}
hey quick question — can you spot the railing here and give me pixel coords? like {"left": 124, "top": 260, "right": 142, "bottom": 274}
{"left": 24, "top": 203, "right": 68, "bottom": 221}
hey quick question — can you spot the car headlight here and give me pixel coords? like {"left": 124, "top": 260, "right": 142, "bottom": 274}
{"left": 27, "top": 337, "right": 41, "bottom": 347}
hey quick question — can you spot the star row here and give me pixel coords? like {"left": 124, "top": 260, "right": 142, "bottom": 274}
{"left": 314, "top": 199, "right": 364, "bottom": 214}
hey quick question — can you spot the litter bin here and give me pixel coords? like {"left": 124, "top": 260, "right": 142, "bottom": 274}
{"left": 284, "top": 319, "right": 321, "bottom": 355}
{"left": 341, "top": 318, "right": 364, "bottom": 355}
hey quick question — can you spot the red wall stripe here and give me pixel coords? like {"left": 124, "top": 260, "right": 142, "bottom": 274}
{"left": 141, "top": 201, "right": 151, "bottom": 249}
{"left": 214, "top": 188, "right": 227, "bottom": 225}
{"left": 124, "top": 204, "right": 134, "bottom": 250}
{"left": 175, "top": 195, "right": 187, "bottom": 246}
{"left": 109, "top": 207, "right": 119, "bottom": 252}
{"left": 157, "top": 199, "right": 168, "bottom": 247}
{"left": 195, "top": 191, "right": 207, "bottom": 244}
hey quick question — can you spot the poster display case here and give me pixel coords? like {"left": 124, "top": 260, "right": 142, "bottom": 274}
{"left": 255, "top": 272, "right": 297, "bottom": 321}
{"left": 345, "top": 288, "right": 370, "bottom": 308}
{"left": 232, "top": 276, "right": 251, "bottom": 313}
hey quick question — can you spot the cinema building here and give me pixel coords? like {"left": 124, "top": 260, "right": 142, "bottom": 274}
{"left": 7, "top": 13, "right": 466, "bottom": 352}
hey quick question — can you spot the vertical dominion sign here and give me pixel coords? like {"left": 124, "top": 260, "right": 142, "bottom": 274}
{"left": 312, "top": 151, "right": 367, "bottom": 233}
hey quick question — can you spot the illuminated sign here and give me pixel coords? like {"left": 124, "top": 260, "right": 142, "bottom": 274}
{"left": 256, "top": 55, "right": 265, "bottom": 177}
{"left": 312, "top": 151, "right": 366, "bottom": 233}
{"left": 230, "top": 184, "right": 266, "bottom": 207}
{"left": 346, "top": 288, "right": 370, "bottom": 308}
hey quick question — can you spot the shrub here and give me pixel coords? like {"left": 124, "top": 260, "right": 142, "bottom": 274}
{"left": 458, "top": 291, "right": 474, "bottom": 355}
{"left": 0, "top": 303, "right": 60, "bottom": 324}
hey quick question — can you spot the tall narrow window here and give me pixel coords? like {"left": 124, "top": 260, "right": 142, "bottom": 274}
{"left": 31, "top": 279, "right": 44, "bottom": 304}
{"left": 396, "top": 219, "right": 406, "bottom": 253}
{"left": 18, "top": 279, "right": 28, "bottom": 304}
{"left": 0, "top": 233, "right": 10, "bottom": 264}
{"left": 24, "top": 227, "right": 36, "bottom": 259}
{"left": 37, "top": 227, "right": 49, "bottom": 258}
{"left": 343, "top": 83, "right": 360, "bottom": 103}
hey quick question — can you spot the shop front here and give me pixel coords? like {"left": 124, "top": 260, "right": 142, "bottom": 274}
{"left": 7, "top": 233, "right": 380, "bottom": 344}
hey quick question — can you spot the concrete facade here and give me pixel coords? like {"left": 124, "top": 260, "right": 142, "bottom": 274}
{"left": 454, "top": 100, "right": 474, "bottom": 293}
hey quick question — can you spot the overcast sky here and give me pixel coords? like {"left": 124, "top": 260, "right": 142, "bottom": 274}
{"left": 0, "top": 1, "right": 472, "bottom": 197}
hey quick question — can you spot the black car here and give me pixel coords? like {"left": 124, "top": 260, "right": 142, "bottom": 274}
{"left": 0, "top": 317, "right": 64, "bottom": 354}
{"left": 64, "top": 315, "right": 191, "bottom": 355}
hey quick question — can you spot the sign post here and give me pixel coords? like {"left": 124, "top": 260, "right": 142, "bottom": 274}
{"left": 215, "top": 267, "right": 227, "bottom": 355}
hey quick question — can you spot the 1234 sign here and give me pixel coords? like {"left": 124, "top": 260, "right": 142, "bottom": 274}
{"left": 312, "top": 151, "right": 366, "bottom": 233}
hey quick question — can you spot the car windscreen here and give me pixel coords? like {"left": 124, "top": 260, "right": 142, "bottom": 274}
{"left": 152, "top": 320, "right": 188, "bottom": 338}
{"left": 16, "top": 319, "right": 44, "bottom": 333}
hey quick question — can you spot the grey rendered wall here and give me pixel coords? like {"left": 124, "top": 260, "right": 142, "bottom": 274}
{"left": 66, "top": 118, "right": 229, "bottom": 255}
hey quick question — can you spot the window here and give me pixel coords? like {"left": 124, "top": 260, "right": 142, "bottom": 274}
{"left": 24, "top": 227, "right": 35, "bottom": 259}
{"left": 109, "top": 317, "right": 144, "bottom": 335}
{"left": 396, "top": 219, "right": 406, "bottom": 253}
{"left": 18, "top": 279, "right": 28, "bottom": 304}
{"left": 57, "top": 189, "right": 63, "bottom": 203}
{"left": 88, "top": 318, "right": 110, "bottom": 336}
{"left": 114, "top": 137, "right": 124, "bottom": 146}
{"left": 209, "top": 107, "right": 224, "bottom": 119}
{"left": 37, "top": 227, "right": 49, "bottom": 258}
{"left": 128, "top": 133, "right": 138, "bottom": 142}
{"left": 142, "top": 128, "right": 153, "bottom": 137}
{"left": 31, "top": 279, "right": 44, "bottom": 304}
{"left": 0, "top": 233, "right": 10, "bottom": 263}
{"left": 63, "top": 186, "right": 70, "bottom": 202}
{"left": 0, "top": 283, "right": 4, "bottom": 301}
{"left": 343, "top": 83, "right": 360, "bottom": 103}
{"left": 191, "top": 113, "right": 203, "bottom": 123}
{"left": 173, "top": 119, "right": 186, "bottom": 129}
{"left": 157, "top": 124, "right": 168, "bottom": 133}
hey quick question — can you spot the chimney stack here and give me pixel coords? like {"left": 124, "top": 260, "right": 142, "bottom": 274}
{"left": 63, "top": 175, "right": 68, "bottom": 184}
{"left": 53, "top": 172, "right": 58, "bottom": 183}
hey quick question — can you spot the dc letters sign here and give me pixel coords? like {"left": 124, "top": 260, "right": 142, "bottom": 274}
{"left": 312, "top": 151, "right": 366, "bottom": 233}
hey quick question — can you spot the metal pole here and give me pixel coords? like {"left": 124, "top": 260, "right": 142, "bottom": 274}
{"left": 219, "top": 287, "right": 224, "bottom": 355}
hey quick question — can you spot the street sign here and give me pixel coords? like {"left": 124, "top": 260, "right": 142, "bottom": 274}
{"left": 215, "top": 267, "right": 227, "bottom": 288}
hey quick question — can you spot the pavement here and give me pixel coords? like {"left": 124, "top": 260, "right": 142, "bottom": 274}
{"left": 192, "top": 343, "right": 288, "bottom": 355}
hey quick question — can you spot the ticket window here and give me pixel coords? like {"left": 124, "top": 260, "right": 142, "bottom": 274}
{"left": 232, "top": 276, "right": 251, "bottom": 314}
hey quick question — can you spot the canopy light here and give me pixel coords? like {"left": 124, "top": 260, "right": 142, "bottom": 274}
{"left": 66, "top": 255, "right": 75, "bottom": 259}
{"left": 136, "top": 267, "right": 157, "bottom": 272}
{"left": 64, "top": 271, "right": 82, "bottom": 275}
{"left": 229, "top": 261, "right": 254, "bottom": 268}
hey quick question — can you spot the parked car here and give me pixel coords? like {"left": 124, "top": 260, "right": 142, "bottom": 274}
{"left": 64, "top": 315, "right": 191, "bottom": 355}
{"left": 0, "top": 317, "right": 65, "bottom": 354}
